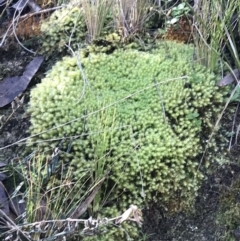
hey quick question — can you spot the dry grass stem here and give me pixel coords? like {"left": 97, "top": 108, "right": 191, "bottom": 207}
{"left": 113, "top": 0, "right": 151, "bottom": 39}
{"left": 81, "top": 0, "right": 112, "bottom": 42}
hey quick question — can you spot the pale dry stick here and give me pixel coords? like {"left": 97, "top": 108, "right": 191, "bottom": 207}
{"left": 18, "top": 5, "right": 65, "bottom": 19}
{"left": 0, "top": 205, "right": 141, "bottom": 237}
{"left": 228, "top": 103, "right": 239, "bottom": 150}
{"left": 0, "top": 76, "right": 188, "bottom": 151}
{"left": 0, "top": 4, "right": 66, "bottom": 49}
{"left": 65, "top": 9, "right": 90, "bottom": 103}
{"left": 198, "top": 83, "right": 240, "bottom": 171}
{"left": 0, "top": 110, "right": 16, "bottom": 131}
{"left": 127, "top": 0, "right": 137, "bottom": 34}
{"left": 156, "top": 0, "right": 161, "bottom": 7}
{"left": 132, "top": 0, "right": 152, "bottom": 32}
{"left": 0, "top": 22, "right": 15, "bottom": 47}
{"left": 0, "top": 0, "right": 13, "bottom": 19}
{"left": 42, "top": 180, "right": 86, "bottom": 198}
{"left": 0, "top": 97, "right": 24, "bottom": 131}
{"left": 193, "top": 0, "right": 199, "bottom": 11}
{"left": 66, "top": 44, "right": 91, "bottom": 104}
{"left": 40, "top": 3, "right": 84, "bottom": 42}
{"left": 0, "top": 0, "right": 35, "bottom": 53}
{"left": 77, "top": 205, "right": 142, "bottom": 224}
{"left": 65, "top": 9, "right": 92, "bottom": 103}
{"left": 116, "top": 0, "right": 131, "bottom": 38}
{"left": 66, "top": 7, "right": 80, "bottom": 45}
{"left": 120, "top": 0, "right": 149, "bottom": 37}
{"left": 0, "top": 209, "right": 31, "bottom": 241}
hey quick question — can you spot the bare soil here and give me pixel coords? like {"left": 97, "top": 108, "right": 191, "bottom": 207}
{"left": 143, "top": 163, "right": 240, "bottom": 241}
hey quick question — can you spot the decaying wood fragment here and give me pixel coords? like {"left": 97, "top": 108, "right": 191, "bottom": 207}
{"left": 217, "top": 69, "right": 240, "bottom": 86}
{"left": 0, "top": 56, "right": 44, "bottom": 107}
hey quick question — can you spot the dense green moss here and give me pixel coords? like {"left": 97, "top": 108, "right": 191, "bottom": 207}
{"left": 28, "top": 41, "right": 226, "bottom": 238}
{"left": 40, "top": 6, "right": 86, "bottom": 54}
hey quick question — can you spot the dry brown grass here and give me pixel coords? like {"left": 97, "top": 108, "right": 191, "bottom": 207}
{"left": 80, "top": 0, "right": 112, "bottom": 43}
{"left": 112, "top": 0, "right": 152, "bottom": 39}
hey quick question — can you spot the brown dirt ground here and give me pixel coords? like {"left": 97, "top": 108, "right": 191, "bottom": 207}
{"left": 143, "top": 107, "right": 240, "bottom": 241}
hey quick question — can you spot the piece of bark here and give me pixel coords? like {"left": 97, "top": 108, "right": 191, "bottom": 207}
{"left": 0, "top": 162, "right": 7, "bottom": 181}
{"left": 8, "top": 193, "right": 26, "bottom": 217}
{"left": 11, "top": 0, "right": 28, "bottom": 11}
{"left": 0, "top": 161, "right": 6, "bottom": 168}
{"left": 0, "top": 181, "right": 9, "bottom": 216}
{"left": 217, "top": 69, "right": 240, "bottom": 86}
{"left": 0, "top": 173, "right": 7, "bottom": 181}
{"left": 11, "top": 0, "right": 41, "bottom": 12}
{"left": 27, "top": 0, "right": 41, "bottom": 12}
{"left": 0, "top": 56, "right": 44, "bottom": 108}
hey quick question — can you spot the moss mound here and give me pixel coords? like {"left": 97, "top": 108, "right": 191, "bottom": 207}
{"left": 40, "top": 6, "right": 86, "bottom": 54}
{"left": 28, "top": 41, "right": 225, "bottom": 213}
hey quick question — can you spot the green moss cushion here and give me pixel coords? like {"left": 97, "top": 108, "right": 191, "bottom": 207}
{"left": 28, "top": 41, "right": 225, "bottom": 210}
{"left": 41, "top": 6, "right": 86, "bottom": 53}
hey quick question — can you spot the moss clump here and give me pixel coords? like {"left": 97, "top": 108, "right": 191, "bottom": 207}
{"left": 40, "top": 6, "right": 86, "bottom": 54}
{"left": 28, "top": 41, "right": 226, "bottom": 235}
{"left": 79, "top": 33, "right": 122, "bottom": 58}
